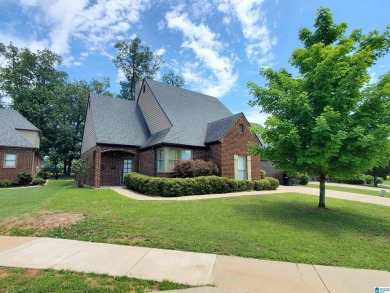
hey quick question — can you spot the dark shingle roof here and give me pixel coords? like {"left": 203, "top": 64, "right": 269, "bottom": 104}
{"left": 90, "top": 93, "right": 149, "bottom": 146}
{"left": 205, "top": 113, "right": 242, "bottom": 144}
{"left": 142, "top": 79, "right": 233, "bottom": 148}
{"left": 0, "top": 109, "right": 38, "bottom": 148}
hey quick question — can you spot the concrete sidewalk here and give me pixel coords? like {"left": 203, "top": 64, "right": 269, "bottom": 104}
{"left": 110, "top": 185, "right": 390, "bottom": 206}
{"left": 0, "top": 236, "right": 389, "bottom": 293}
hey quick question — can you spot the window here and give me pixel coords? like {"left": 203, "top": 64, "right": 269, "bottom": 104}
{"left": 157, "top": 148, "right": 192, "bottom": 172}
{"left": 237, "top": 155, "right": 247, "bottom": 180}
{"left": 157, "top": 149, "right": 164, "bottom": 172}
{"left": 239, "top": 124, "right": 244, "bottom": 134}
{"left": 4, "top": 154, "right": 17, "bottom": 168}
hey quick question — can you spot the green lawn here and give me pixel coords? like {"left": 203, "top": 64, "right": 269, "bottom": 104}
{"left": 0, "top": 179, "right": 389, "bottom": 271}
{"left": 305, "top": 183, "right": 389, "bottom": 197}
{"left": 0, "top": 267, "right": 189, "bottom": 292}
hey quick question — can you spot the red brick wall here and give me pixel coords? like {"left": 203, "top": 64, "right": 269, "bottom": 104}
{"left": 82, "top": 145, "right": 139, "bottom": 187}
{"left": 220, "top": 116, "right": 261, "bottom": 180}
{"left": 206, "top": 143, "right": 222, "bottom": 174}
{"left": 0, "top": 148, "right": 36, "bottom": 183}
{"left": 139, "top": 149, "right": 155, "bottom": 176}
{"left": 81, "top": 147, "right": 96, "bottom": 187}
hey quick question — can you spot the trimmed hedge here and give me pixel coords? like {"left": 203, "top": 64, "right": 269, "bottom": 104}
{"left": 31, "top": 178, "right": 46, "bottom": 185}
{"left": 125, "top": 172, "right": 276, "bottom": 197}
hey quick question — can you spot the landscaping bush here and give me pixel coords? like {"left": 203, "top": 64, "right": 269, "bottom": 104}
{"left": 376, "top": 177, "right": 384, "bottom": 184}
{"left": 260, "top": 169, "right": 266, "bottom": 179}
{"left": 37, "top": 171, "right": 51, "bottom": 180}
{"left": 291, "top": 173, "right": 309, "bottom": 185}
{"left": 31, "top": 178, "right": 46, "bottom": 185}
{"left": 124, "top": 173, "right": 266, "bottom": 197}
{"left": 173, "top": 160, "right": 219, "bottom": 178}
{"left": 331, "top": 175, "right": 365, "bottom": 185}
{"left": 0, "top": 179, "right": 12, "bottom": 187}
{"left": 71, "top": 159, "right": 90, "bottom": 187}
{"left": 253, "top": 179, "right": 270, "bottom": 191}
{"left": 17, "top": 172, "right": 32, "bottom": 185}
{"left": 265, "top": 177, "right": 280, "bottom": 190}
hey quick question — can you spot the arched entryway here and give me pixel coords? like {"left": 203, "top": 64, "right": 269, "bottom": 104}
{"left": 100, "top": 150, "right": 136, "bottom": 186}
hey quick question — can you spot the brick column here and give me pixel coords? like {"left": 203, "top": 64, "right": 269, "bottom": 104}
{"left": 94, "top": 148, "right": 101, "bottom": 188}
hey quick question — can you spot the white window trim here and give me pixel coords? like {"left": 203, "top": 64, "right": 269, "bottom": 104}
{"left": 234, "top": 155, "right": 251, "bottom": 180}
{"left": 157, "top": 147, "right": 193, "bottom": 173}
{"left": 4, "top": 154, "right": 17, "bottom": 168}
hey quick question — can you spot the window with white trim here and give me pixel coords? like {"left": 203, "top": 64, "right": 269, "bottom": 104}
{"left": 4, "top": 154, "right": 17, "bottom": 168}
{"left": 237, "top": 155, "right": 247, "bottom": 180}
{"left": 157, "top": 148, "right": 192, "bottom": 172}
{"left": 157, "top": 149, "right": 164, "bottom": 172}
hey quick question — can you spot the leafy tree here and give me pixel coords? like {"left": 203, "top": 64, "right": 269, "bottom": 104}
{"left": 0, "top": 42, "right": 68, "bottom": 154}
{"left": 162, "top": 71, "right": 185, "bottom": 87}
{"left": 248, "top": 8, "right": 390, "bottom": 208}
{"left": 113, "top": 37, "right": 163, "bottom": 100}
{"left": 90, "top": 77, "right": 114, "bottom": 96}
{"left": 0, "top": 42, "right": 113, "bottom": 174}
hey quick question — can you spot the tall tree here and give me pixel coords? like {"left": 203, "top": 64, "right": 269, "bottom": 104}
{"left": 90, "top": 77, "right": 114, "bottom": 96}
{"left": 113, "top": 37, "right": 163, "bottom": 100}
{"left": 248, "top": 8, "right": 390, "bottom": 208}
{"left": 162, "top": 71, "right": 185, "bottom": 87}
{"left": 0, "top": 42, "right": 68, "bottom": 154}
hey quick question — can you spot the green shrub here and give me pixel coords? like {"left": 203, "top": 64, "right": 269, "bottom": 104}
{"left": 376, "top": 177, "right": 384, "bottom": 184}
{"left": 37, "top": 171, "right": 51, "bottom": 180}
{"left": 125, "top": 173, "right": 272, "bottom": 197}
{"left": 299, "top": 174, "right": 309, "bottom": 185}
{"left": 17, "top": 172, "right": 32, "bottom": 185}
{"left": 31, "top": 178, "right": 46, "bottom": 185}
{"left": 235, "top": 180, "right": 255, "bottom": 192}
{"left": 147, "top": 177, "right": 165, "bottom": 196}
{"left": 265, "top": 177, "right": 280, "bottom": 190}
{"left": 331, "top": 175, "right": 365, "bottom": 185}
{"left": 0, "top": 179, "right": 12, "bottom": 187}
{"left": 71, "top": 159, "right": 90, "bottom": 187}
{"left": 260, "top": 169, "right": 266, "bottom": 179}
{"left": 253, "top": 179, "right": 271, "bottom": 191}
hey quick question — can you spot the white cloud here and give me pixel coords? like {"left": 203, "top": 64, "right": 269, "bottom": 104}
{"left": 244, "top": 106, "right": 270, "bottom": 126}
{"left": 217, "top": 0, "right": 277, "bottom": 66}
{"left": 165, "top": 6, "right": 238, "bottom": 98}
{"left": 155, "top": 48, "right": 166, "bottom": 56}
{"left": 15, "top": 0, "right": 150, "bottom": 63}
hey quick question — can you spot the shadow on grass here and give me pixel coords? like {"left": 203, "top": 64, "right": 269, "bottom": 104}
{"left": 232, "top": 193, "right": 390, "bottom": 238}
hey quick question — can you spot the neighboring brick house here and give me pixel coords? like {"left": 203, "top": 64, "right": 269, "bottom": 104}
{"left": 0, "top": 109, "right": 42, "bottom": 183}
{"left": 81, "top": 78, "right": 261, "bottom": 188}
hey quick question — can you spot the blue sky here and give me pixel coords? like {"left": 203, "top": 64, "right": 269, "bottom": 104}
{"left": 1, "top": 0, "right": 389, "bottom": 124}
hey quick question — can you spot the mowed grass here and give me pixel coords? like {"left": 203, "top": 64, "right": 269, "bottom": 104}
{"left": 305, "top": 183, "right": 389, "bottom": 197}
{"left": 0, "top": 267, "right": 189, "bottom": 292}
{"left": 0, "top": 180, "right": 389, "bottom": 271}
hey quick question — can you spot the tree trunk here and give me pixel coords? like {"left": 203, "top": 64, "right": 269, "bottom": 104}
{"left": 318, "top": 173, "right": 326, "bottom": 208}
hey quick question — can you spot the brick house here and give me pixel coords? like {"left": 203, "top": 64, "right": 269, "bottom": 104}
{"left": 0, "top": 109, "right": 42, "bottom": 183}
{"left": 81, "top": 78, "right": 261, "bottom": 188}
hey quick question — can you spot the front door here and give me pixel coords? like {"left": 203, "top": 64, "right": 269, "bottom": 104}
{"left": 121, "top": 159, "right": 132, "bottom": 184}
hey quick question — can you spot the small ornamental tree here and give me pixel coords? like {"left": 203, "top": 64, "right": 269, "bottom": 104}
{"left": 71, "top": 159, "right": 90, "bottom": 187}
{"left": 248, "top": 8, "right": 390, "bottom": 208}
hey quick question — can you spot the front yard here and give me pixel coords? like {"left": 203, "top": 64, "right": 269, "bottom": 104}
{"left": 0, "top": 179, "right": 389, "bottom": 272}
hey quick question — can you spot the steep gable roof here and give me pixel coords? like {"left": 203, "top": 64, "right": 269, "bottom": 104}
{"left": 205, "top": 113, "right": 243, "bottom": 144}
{"left": 141, "top": 79, "right": 233, "bottom": 148}
{"left": 89, "top": 93, "right": 149, "bottom": 146}
{"left": 0, "top": 109, "right": 38, "bottom": 148}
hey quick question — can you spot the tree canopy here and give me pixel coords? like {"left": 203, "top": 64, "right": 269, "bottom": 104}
{"left": 113, "top": 37, "right": 163, "bottom": 100}
{"left": 0, "top": 42, "right": 114, "bottom": 174}
{"left": 248, "top": 7, "right": 390, "bottom": 208}
{"left": 162, "top": 71, "right": 185, "bottom": 87}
